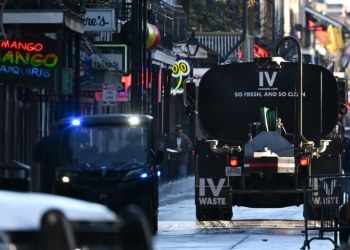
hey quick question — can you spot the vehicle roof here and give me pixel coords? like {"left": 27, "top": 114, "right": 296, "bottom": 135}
{"left": 59, "top": 114, "right": 153, "bottom": 126}
{"left": 0, "top": 190, "right": 117, "bottom": 231}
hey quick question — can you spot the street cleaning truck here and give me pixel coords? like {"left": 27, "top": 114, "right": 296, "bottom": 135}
{"left": 184, "top": 36, "right": 349, "bottom": 220}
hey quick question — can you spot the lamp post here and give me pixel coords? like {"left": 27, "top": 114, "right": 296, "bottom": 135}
{"left": 186, "top": 27, "right": 199, "bottom": 79}
{"left": 186, "top": 27, "right": 199, "bottom": 59}
{"left": 185, "top": 27, "right": 198, "bottom": 177}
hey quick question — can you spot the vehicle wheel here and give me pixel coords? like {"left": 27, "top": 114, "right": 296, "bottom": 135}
{"left": 218, "top": 207, "right": 233, "bottom": 220}
{"left": 137, "top": 194, "right": 157, "bottom": 233}
{"left": 152, "top": 214, "right": 158, "bottom": 233}
{"left": 306, "top": 205, "right": 333, "bottom": 221}
{"left": 119, "top": 205, "right": 152, "bottom": 250}
{"left": 196, "top": 206, "right": 233, "bottom": 221}
{"left": 196, "top": 206, "right": 211, "bottom": 221}
{"left": 339, "top": 205, "right": 350, "bottom": 246}
{"left": 340, "top": 227, "right": 350, "bottom": 246}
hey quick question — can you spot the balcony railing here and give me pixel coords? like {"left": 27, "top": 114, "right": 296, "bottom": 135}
{"left": 86, "top": 2, "right": 175, "bottom": 52}
{"left": 189, "top": 31, "right": 243, "bottom": 59}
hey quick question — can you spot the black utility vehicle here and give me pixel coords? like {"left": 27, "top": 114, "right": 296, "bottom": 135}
{"left": 54, "top": 114, "right": 163, "bottom": 233}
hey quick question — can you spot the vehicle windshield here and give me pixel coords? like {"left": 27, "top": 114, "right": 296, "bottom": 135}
{"left": 64, "top": 126, "right": 148, "bottom": 165}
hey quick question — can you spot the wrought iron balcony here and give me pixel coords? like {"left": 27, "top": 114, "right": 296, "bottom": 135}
{"left": 189, "top": 31, "right": 243, "bottom": 60}
{"left": 6, "top": 0, "right": 86, "bottom": 14}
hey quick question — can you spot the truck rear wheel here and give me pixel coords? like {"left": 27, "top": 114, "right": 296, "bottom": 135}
{"left": 196, "top": 206, "right": 210, "bottom": 221}
{"left": 218, "top": 207, "right": 233, "bottom": 220}
{"left": 196, "top": 206, "right": 233, "bottom": 221}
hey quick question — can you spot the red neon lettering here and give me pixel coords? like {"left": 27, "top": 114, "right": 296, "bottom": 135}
{"left": 236, "top": 44, "right": 268, "bottom": 59}
{"left": 27, "top": 43, "right": 34, "bottom": 51}
{"left": 0, "top": 40, "right": 44, "bottom": 52}
{"left": 34, "top": 44, "right": 43, "bottom": 51}
{"left": 18, "top": 42, "right": 26, "bottom": 51}
{"left": 253, "top": 44, "right": 268, "bottom": 57}
{"left": 1, "top": 40, "right": 9, "bottom": 48}
{"left": 10, "top": 41, "right": 17, "bottom": 49}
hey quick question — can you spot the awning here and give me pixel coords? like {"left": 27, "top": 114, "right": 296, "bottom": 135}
{"left": 150, "top": 50, "right": 176, "bottom": 65}
{"left": 4, "top": 10, "right": 85, "bottom": 34}
{"left": 305, "top": 6, "right": 349, "bottom": 32}
{"left": 193, "top": 68, "right": 210, "bottom": 78}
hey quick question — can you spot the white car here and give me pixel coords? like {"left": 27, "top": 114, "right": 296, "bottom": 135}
{"left": 0, "top": 190, "right": 152, "bottom": 250}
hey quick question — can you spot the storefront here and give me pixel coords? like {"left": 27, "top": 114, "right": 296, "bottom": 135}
{"left": 0, "top": 10, "right": 84, "bottom": 189}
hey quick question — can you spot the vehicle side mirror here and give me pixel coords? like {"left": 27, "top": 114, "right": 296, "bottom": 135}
{"left": 339, "top": 103, "right": 348, "bottom": 116}
{"left": 152, "top": 149, "right": 164, "bottom": 165}
{"left": 185, "top": 105, "right": 197, "bottom": 116}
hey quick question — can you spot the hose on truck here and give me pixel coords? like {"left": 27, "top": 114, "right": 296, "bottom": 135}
{"left": 260, "top": 107, "right": 276, "bottom": 132}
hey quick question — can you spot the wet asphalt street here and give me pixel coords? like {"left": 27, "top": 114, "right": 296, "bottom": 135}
{"left": 153, "top": 176, "right": 340, "bottom": 250}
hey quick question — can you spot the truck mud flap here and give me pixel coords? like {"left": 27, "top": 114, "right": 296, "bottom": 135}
{"left": 302, "top": 174, "right": 350, "bottom": 249}
{"left": 195, "top": 182, "right": 232, "bottom": 208}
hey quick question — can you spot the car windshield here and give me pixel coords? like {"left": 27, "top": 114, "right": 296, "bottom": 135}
{"left": 64, "top": 126, "right": 148, "bottom": 165}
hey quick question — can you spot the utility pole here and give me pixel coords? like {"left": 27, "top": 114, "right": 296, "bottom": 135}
{"left": 74, "top": 33, "right": 81, "bottom": 116}
{"left": 0, "top": 0, "right": 7, "bottom": 163}
{"left": 56, "top": 27, "right": 64, "bottom": 120}
{"left": 131, "top": 0, "right": 139, "bottom": 114}
{"left": 242, "top": 0, "right": 254, "bottom": 62}
{"left": 0, "top": 0, "right": 7, "bottom": 42}
{"left": 142, "top": 0, "right": 147, "bottom": 115}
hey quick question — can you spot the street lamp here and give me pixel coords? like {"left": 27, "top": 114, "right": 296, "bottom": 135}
{"left": 185, "top": 27, "right": 199, "bottom": 157}
{"left": 186, "top": 27, "right": 199, "bottom": 57}
{"left": 186, "top": 27, "right": 199, "bottom": 78}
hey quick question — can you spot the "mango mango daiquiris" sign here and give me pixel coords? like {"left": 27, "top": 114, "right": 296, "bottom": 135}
{"left": 0, "top": 39, "right": 58, "bottom": 78}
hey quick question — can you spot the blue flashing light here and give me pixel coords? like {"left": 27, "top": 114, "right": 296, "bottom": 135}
{"left": 140, "top": 173, "right": 147, "bottom": 178}
{"left": 157, "top": 171, "right": 161, "bottom": 177}
{"left": 72, "top": 119, "right": 80, "bottom": 126}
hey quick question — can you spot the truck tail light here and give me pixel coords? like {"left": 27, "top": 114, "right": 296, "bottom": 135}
{"left": 230, "top": 157, "right": 238, "bottom": 167}
{"left": 300, "top": 156, "right": 309, "bottom": 166}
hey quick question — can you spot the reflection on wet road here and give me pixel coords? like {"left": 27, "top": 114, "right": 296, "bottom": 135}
{"left": 154, "top": 177, "right": 335, "bottom": 249}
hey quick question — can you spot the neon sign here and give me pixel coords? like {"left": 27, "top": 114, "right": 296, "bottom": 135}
{"left": 0, "top": 39, "right": 58, "bottom": 79}
{"left": 237, "top": 44, "right": 268, "bottom": 59}
{"left": 1, "top": 40, "right": 44, "bottom": 52}
{"left": 172, "top": 59, "right": 190, "bottom": 95}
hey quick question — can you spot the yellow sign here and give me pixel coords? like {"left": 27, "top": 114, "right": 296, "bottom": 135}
{"left": 324, "top": 25, "right": 344, "bottom": 53}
